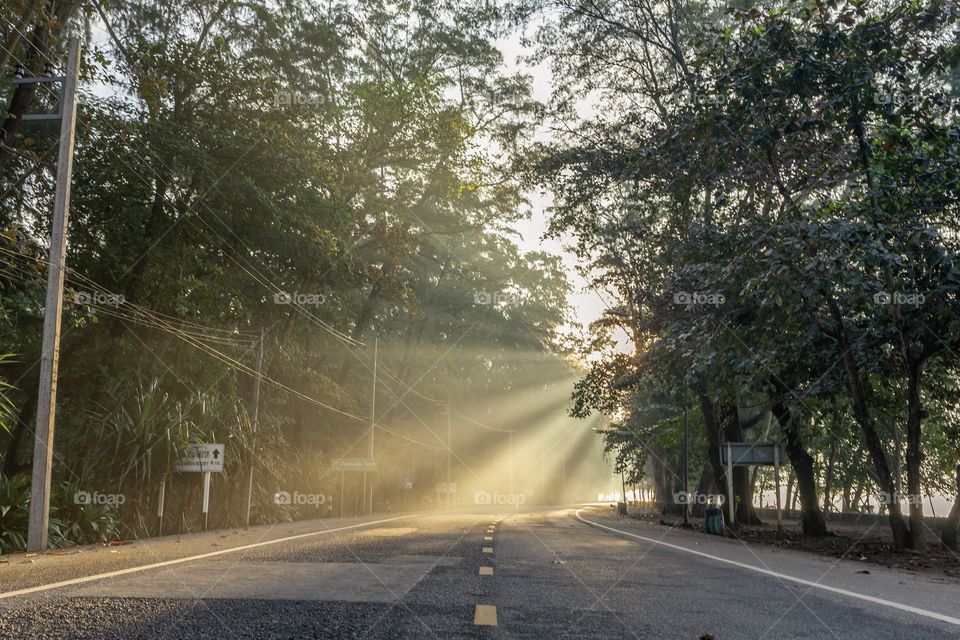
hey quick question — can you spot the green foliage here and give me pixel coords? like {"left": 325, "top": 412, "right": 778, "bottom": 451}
{"left": 0, "top": 475, "right": 86, "bottom": 552}
{"left": 50, "top": 481, "right": 120, "bottom": 546}
{"left": 532, "top": 0, "right": 960, "bottom": 541}
{"left": 0, "top": 0, "right": 575, "bottom": 536}
{"left": 0, "top": 473, "right": 29, "bottom": 553}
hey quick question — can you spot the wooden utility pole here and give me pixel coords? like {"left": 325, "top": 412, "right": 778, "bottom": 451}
{"left": 367, "top": 338, "right": 377, "bottom": 514}
{"left": 446, "top": 399, "right": 452, "bottom": 509}
{"left": 243, "top": 328, "right": 264, "bottom": 526}
{"left": 509, "top": 427, "right": 514, "bottom": 508}
{"left": 27, "top": 38, "right": 81, "bottom": 553}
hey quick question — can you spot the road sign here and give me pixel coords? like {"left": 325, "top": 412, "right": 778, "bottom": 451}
{"left": 720, "top": 442, "right": 783, "bottom": 466}
{"left": 331, "top": 458, "right": 377, "bottom": 472}
{"left": 174, "top": 444, "right": 225, "bottom": 473}
{"left": 400, "top": 475, "right": 413, "bottom": 490}
{"left": 436, "top": 482, "right": 457, "bottom": 494}
{"left": 720, "top": 442, "right": 785, "bottom": 529}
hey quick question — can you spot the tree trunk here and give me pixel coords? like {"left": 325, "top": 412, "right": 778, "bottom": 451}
{"left": 698, "top": 390, "right": 729, "bottom": 522}
{"left": 692, "top": 462, "right": 715, "bottom": 518}
{"left": 772, "top": 397, "right": 827, "bottom": 536}
{"left": 725, "top": 403, "right": 761, "bottom": 525}
{"left": 941, "top": 463, "right": 960, "bottom": 550}
{"left": 0, "top": 1, "right": 81, "bottom": 175}
{"left": 903, "top": 363, "right": 926, "bottom": 549}
{"left": 650, "top": 448, "right": 671, "bottom": 511}
{"left": 829, "top": 299, "right": 910, "bottom": 548}
{"left": 823, "top": 438, "right": 837, "bottom": 515}
{"left": 851, "top": 479, "right": 864, "bottom": 513}
{"left": 335, "top": 266, "right": 392, "bottom": 384}
{"left": 0, "top": 16, "right": 48, "bottom": 177}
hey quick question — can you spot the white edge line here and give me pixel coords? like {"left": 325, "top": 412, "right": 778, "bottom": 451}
{"left": 0, "top": 514, "right": 417, "bottom": 600}
{"left": 575, "top": 508, "right": 960, "bottom": 627}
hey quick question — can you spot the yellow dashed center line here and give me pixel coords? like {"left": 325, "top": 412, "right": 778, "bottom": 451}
{"left": 474, "top": 604, "right": 498, "bottom": 626}
{"left": 475, "top": 520, "right": 500, "bottom": 626}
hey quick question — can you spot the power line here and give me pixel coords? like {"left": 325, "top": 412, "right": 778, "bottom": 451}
{"left": 22, "top": 260, "right": 372, "bottom": 422}
{"left": 455, "top": 411, "right": 512, "bottom": 433}
{"left": 1, "top": 25, "right": 364, "bottom": 351}
{"left": 0, "top": 31, "right": 441, "bottom": 427}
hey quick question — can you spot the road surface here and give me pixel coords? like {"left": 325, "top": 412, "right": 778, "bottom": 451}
{"left": 1, "top": 505, "right": 958, "bottom": 639}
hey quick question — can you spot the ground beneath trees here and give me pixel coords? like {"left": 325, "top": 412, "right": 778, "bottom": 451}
{"left": 627, "top": 506, "right": 960, "bottom": 582}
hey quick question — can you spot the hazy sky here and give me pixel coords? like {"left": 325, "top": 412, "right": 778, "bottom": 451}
{"left": 495, "top": 32, "right": 614, "bottom": 339}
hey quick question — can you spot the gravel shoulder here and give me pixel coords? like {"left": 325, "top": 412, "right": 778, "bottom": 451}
{"left": 0, "top": 511, "right": 420, "bottom": 596}
{"left": 632, "top": 505, "right": 960, "bottom": 582}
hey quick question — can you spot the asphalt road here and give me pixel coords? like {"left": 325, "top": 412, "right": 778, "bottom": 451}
{"left": 1, "top": 505, "right": 959, "bottom": 639}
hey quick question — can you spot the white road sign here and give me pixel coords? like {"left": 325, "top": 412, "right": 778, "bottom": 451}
{"left": 174, "top": 444, "right": 225, "bottom": 473}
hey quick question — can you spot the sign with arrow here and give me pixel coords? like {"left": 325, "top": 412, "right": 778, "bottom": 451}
{"left": 331, "top": 458, "right": 377, "bottom": 472}
{"left": 174, "top": 444, "right": 225, "bottom": 473}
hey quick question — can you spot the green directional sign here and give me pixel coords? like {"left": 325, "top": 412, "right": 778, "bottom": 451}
{"left": 331, "top": 458, "right": 377, "bottom": 471}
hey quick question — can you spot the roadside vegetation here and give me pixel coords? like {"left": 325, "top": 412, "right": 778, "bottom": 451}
{"left": 0, "top": 0, "right": 573, "bottom": 550}
{"left": 529, "top": 0, "right": 960, "bottom": 551}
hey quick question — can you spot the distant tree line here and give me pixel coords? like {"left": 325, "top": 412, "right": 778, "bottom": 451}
{"left": 528, "top": 0, "right": 960, "bottom": 550}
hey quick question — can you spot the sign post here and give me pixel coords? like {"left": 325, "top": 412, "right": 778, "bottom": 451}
{"left": 174, "top": 444, "right": 225, "bottom": 529}
{"left": 174, "top": 444, "right": 226, "bottom": 473}
{"left": 400, "top": 475, "right": 412, "bottom": 513}
{"left": 156, "top": 473, "right": 166, "bottom": 536}
{"left": 720, "top": 442, "right": 786, "bottom": 530}
{"left": 725, "top": 442, "right": 735, "bottom": 526}
{"left": 202, "top": 471, "right": 212, "bottom": 530}
{"left": 332, "top": 458, "right": 376, "bottom": 516}
{"left": 774, "top": 443, "right": 783, "bottom": 534}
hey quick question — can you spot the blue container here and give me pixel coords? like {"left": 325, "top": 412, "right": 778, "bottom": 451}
{"left": 705, "top": 506, "right": 725, "bottom": 535}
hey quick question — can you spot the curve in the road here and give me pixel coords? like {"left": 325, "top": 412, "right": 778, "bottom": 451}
{"left": 575, "top": 508, "right": 960, "bottom": 627}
